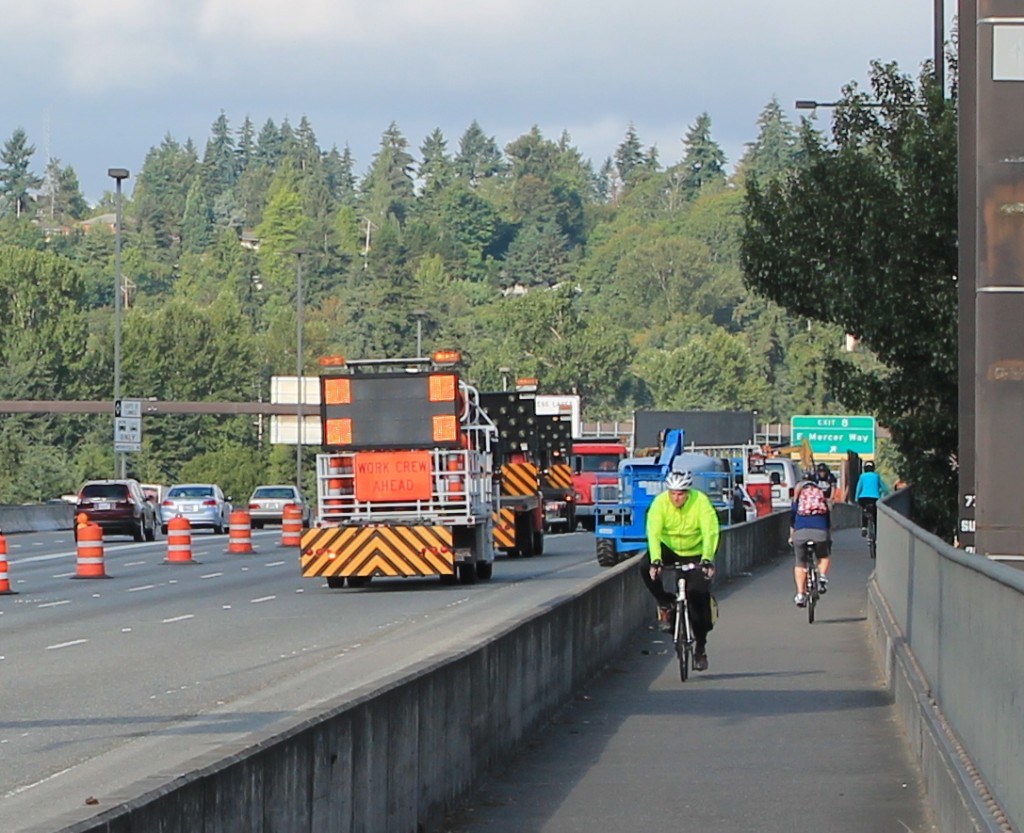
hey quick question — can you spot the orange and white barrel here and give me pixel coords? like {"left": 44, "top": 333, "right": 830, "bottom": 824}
{"left": 328, "top": 456, "right": 345, "bottom": 496}
{"left": 280, "top": 503, "right": 303, "bottom": 547}
{"left": 74, "top": 520, "right": 109, "bottom": 579}
{"left": 447, "top": 452, "right": 464, "bottom": 496}
{"left": 165, "top": 515, "right": 197, "bottom": 564}
{"left": 0, "top": 533, "right": 15, "bottom": 595}
{"left": 227, "top": 510, "right": 254, "bottom": 554}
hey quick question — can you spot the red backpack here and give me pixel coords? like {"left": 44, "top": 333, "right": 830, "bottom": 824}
{"left": 796, "top": 482, "right": 828, "bottom": 516}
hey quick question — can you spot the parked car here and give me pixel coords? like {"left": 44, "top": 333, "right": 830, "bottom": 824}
{"left": 75, "top": 479, "right": 158, "bottom": 542}
{"left": 246, "top": 485, "right": 310, "bottom": 529}
{"left": 160, "top": 483, "right": 232, "bottom": 534}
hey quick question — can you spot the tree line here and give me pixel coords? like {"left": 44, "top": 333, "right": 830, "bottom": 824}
{"left": 0, "top": 60, "right": 957, "bottom": 537}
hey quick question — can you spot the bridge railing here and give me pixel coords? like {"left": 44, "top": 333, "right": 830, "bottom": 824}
{"left": 870, "top": 495, "right": 1020, "bottom": 833}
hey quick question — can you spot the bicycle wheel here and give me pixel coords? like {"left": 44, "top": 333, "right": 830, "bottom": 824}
{"left": 807, "top": 568, "right": 819, "bottom": 624}
{"left": 675, "top": 600, "right": 689, "bottom": 682}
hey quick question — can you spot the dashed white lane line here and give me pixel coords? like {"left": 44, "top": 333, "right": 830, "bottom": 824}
{"left": 200, "top": 572, "right": 223, "bottom": 579}
{"left": 37, "top": 600, "right": 70, "bottom": 609}
{"left": 127, "top": 584, "right": 157, "bottom": 593}
{"left": 161, "top": 614, "right": 194, "bottom": 624}
{"left": 264, "top": 561, "right": 285, "bottom": 567}
{"left": 47, "top": 639, "right": 88, "bottom": 650}
{"left": 250, "top": 595, "right": 276, "bottom": 604}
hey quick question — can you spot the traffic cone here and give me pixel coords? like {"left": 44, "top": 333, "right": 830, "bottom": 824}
{"left": 75, "top": 520, "right": 110, "bottom": 579}
{"left": 165, "top": 515, "right": 198, "bottom": 564}
{"left": 280, "top": 503, "right": 303, "bottom": 547}
{"left": 0, "top": 532, "right": 16, "bottom": 595}
{"left": 227, "top": 510, "right": 254, "bottom": 554}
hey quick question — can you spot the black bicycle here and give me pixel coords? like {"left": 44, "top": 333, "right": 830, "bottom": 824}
{"left": 802, "top": 541, "right": 822, "bottom": 624}
{"left": 667, "top": 563, "right": 698, "bottom": 681}
{"left": 866, "top": 507, "right": 878, "bottom": 560}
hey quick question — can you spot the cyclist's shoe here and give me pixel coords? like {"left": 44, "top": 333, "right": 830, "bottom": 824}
{"left": 656, "top": 606, "right": 673, "bottom": 633}
{"left": 818, "top": 576, "right": 829, "bottom": 594}
{"left": 693, "top": 653, "right": 709, "bottom": 672}
{"left": 861, "top": 527, "right": 867, "bottom": 537}
{"left": 794, "top": 593, "right": 808, "bottom": 607}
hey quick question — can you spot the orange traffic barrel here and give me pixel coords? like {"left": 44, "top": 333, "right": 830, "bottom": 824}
{"left": 165, "top": 515, "right": 198, "bottom": 564}
{"left": 280, "top": 503, "right": 303, "bottom": 547}
{"left": 328, "top": 456, "right": 344, "bottom": 495}
{"left": 227, "top": 510, "right": 254, "bottom": 554}
{"left": 74, "top": 520, "right": 109, "bottom": 579}
{"left": 0, "top": 532, "right": 15, "bottom": 595}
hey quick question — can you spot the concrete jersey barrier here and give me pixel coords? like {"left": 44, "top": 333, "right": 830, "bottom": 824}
{"left": 0, "top": 503, "right": 74, "bottom": 533}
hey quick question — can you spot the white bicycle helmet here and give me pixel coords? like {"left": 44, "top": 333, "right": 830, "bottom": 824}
{"left": 665, "top": 470, "right": 693, "bottom": 491}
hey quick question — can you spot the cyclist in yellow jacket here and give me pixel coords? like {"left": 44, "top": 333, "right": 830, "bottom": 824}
{"left": 642, "top": 470, "right": 720, "bottom": 671}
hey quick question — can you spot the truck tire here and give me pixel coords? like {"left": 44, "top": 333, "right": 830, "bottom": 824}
{"left": 458, "top": 563, "right": 478, "bottom": 584}
{"left": 532, "top": 529, "right": 544, "bottom": 556}
{"left": 476, "top": 561, "right": 493, "bottom": 580}
{"left": 326, "top": 576, "right": 345, "bottom": 589}
{"left": 596, "top": 538, "right": 617, "bottom": 567}
{"left": 580, "top": 516, "right": 596, "bottom": 533}
{"left": 347, "top": 576, "right": 372, "bottom": 588}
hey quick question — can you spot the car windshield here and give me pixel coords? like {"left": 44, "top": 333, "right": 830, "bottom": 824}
{"left": 169, "top": 487, "right": 214, "bottom": 499}
{"left": 252, "top": 487, "right": 296, "bottom": 499}
{"left": 81, "top": 484, "right": 129, "bottom": 500}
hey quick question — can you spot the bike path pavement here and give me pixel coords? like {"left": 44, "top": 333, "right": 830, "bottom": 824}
{"left": 446, "top": 528, "right": 936, "bottom": 832}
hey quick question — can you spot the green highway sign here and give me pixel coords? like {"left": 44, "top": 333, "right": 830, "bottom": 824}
{"left": 790, "top": 415, "right": 876, "bottom": 455}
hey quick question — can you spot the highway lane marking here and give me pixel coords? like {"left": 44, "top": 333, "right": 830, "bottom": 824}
{"left": 251, "top": 595, "right": 276, "bottom": 604}
{"left": 264, "top": 561, "right": 285, "bottom": 567}
{"left": 37, "top": 600, "right": 71, "bottom": 609}
{"left": 127, "top": 584, "right": 157, "bottom": 592}
{"left": 124, "top": 560, "right": 147, "bottom": 566}
{"left": 161, "top": 614, "right": 195, "bottom": 623}
{"left": 52, "top": 571, "right": 75, "bottom": 578}
{"left": 201, "top": 572, "right": 223, "bottom": 579}
{"left": 47, "top": 639, "right": 88, "bottom": 650}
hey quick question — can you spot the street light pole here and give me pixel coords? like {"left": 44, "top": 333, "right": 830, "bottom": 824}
{"left": 412, "top": 309, "right": 427, "bottom": 357}
{"left": 108, "top": 168, "right": 129, "bottom": 479}
{"left": 293, "top": 248, "right": 307, "bottom": 494}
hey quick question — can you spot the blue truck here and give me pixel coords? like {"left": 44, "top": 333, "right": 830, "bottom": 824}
{"left": 593, "top": 429, "right": 737, "bottom": 567}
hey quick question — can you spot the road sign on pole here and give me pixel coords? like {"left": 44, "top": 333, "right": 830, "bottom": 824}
{"left": 790, "top": 415, "right": 876, "bottom": 456}
{"left": 114, "top": 399, "right": 143, "bottom": 452}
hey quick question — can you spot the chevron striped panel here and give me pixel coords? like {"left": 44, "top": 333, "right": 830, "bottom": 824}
{"left": 501, "top": 462, "right": 538, "bottom": 496}
{"left": 545, "top": 463, "right": 573, "bottom": 490}
{"left": 300, "top": 525, "right": 455, "bottom": 578}
{"left": 492, "top": 507, "right": 516, "bottom": 548}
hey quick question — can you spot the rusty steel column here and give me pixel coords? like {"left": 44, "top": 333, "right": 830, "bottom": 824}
{"left": 975, "top": 3, "right": 1024, "bottom": 560}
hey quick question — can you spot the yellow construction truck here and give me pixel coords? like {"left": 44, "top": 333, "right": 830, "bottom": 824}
{"left": 299, "top": 352, "right": 499, "bottom": 587}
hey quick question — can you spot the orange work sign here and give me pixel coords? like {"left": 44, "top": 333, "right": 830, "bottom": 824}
{"left": 354, "top": 450, "right": 433, "bottom": 502}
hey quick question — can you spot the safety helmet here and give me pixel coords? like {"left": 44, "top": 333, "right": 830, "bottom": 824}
{"left": 665, "top": 471, "right": 693, "bottom": 491}
{"left": 817, "top": 462, "right": 829, "bottom": 472}
{"left": 801, "top": 469, "right": 817, "bottom": 482}
{"left": 864, "top": 461, "right": 875, "bottom": 472}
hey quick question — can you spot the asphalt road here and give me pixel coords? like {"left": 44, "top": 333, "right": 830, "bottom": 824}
{"left": 445, "top": 528, "right": 936, "bottom": 833}
{"left": 0, "top": 526, "right": 604, "bottom": 832}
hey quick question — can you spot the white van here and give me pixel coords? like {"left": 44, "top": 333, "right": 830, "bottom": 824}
{"left": 764, "top": 458, "right": 798, "bottom": 510}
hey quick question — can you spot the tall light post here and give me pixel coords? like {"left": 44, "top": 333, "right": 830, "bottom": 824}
{"left": 412, "top": 309, "right": 427, "bottom": 357}
{"left": 293, "top": 248, "right": 307, "bottom": 494}
{"left": 499, "top": 367, "right": 512, "bottom": 392}
{"left": 108, "top": 168, "right": 129, "bottom": 479}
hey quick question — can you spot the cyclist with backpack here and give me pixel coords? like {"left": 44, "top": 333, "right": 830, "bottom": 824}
{"left": 789, "top": 469, "right": 831, "bottom": 607}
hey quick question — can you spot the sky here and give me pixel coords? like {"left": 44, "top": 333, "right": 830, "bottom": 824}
{"left": 0, "top": 0, "right": 955, "bottom": 204}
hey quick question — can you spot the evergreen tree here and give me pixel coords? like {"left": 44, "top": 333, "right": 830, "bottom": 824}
{"left": 202, "top": 111, "right": 238, "bottom": 197}
{"left": 455, "top": 120, "right": 504, "bottom": 185}
{"left": 739, "top": 97, "right": 801, "bottom": 184}
{"left": 418, "top": 128, "right": 454, "bottom": 197}
{"left": 134, "top": 133, "right": 199, "bottom": 250}
{"left": 361, "top": 122, "right": 416, "bottom": 225}
{"left": 614, "top": 123, "right": 645, "bottom": 186}
{"left": 236, "top": 116, "right": 256, "bottom": 173}
{"left": 40, "top": 158, "right": 88, "bottom": 222}
{"left": 0, "top": 128, "right": 42, "bottom": 218}
{"left": 675, "top": 113, "right": 727, "bottom": 197}
{"left": 181, "top": 176, "right": 214, "bottom": 253}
